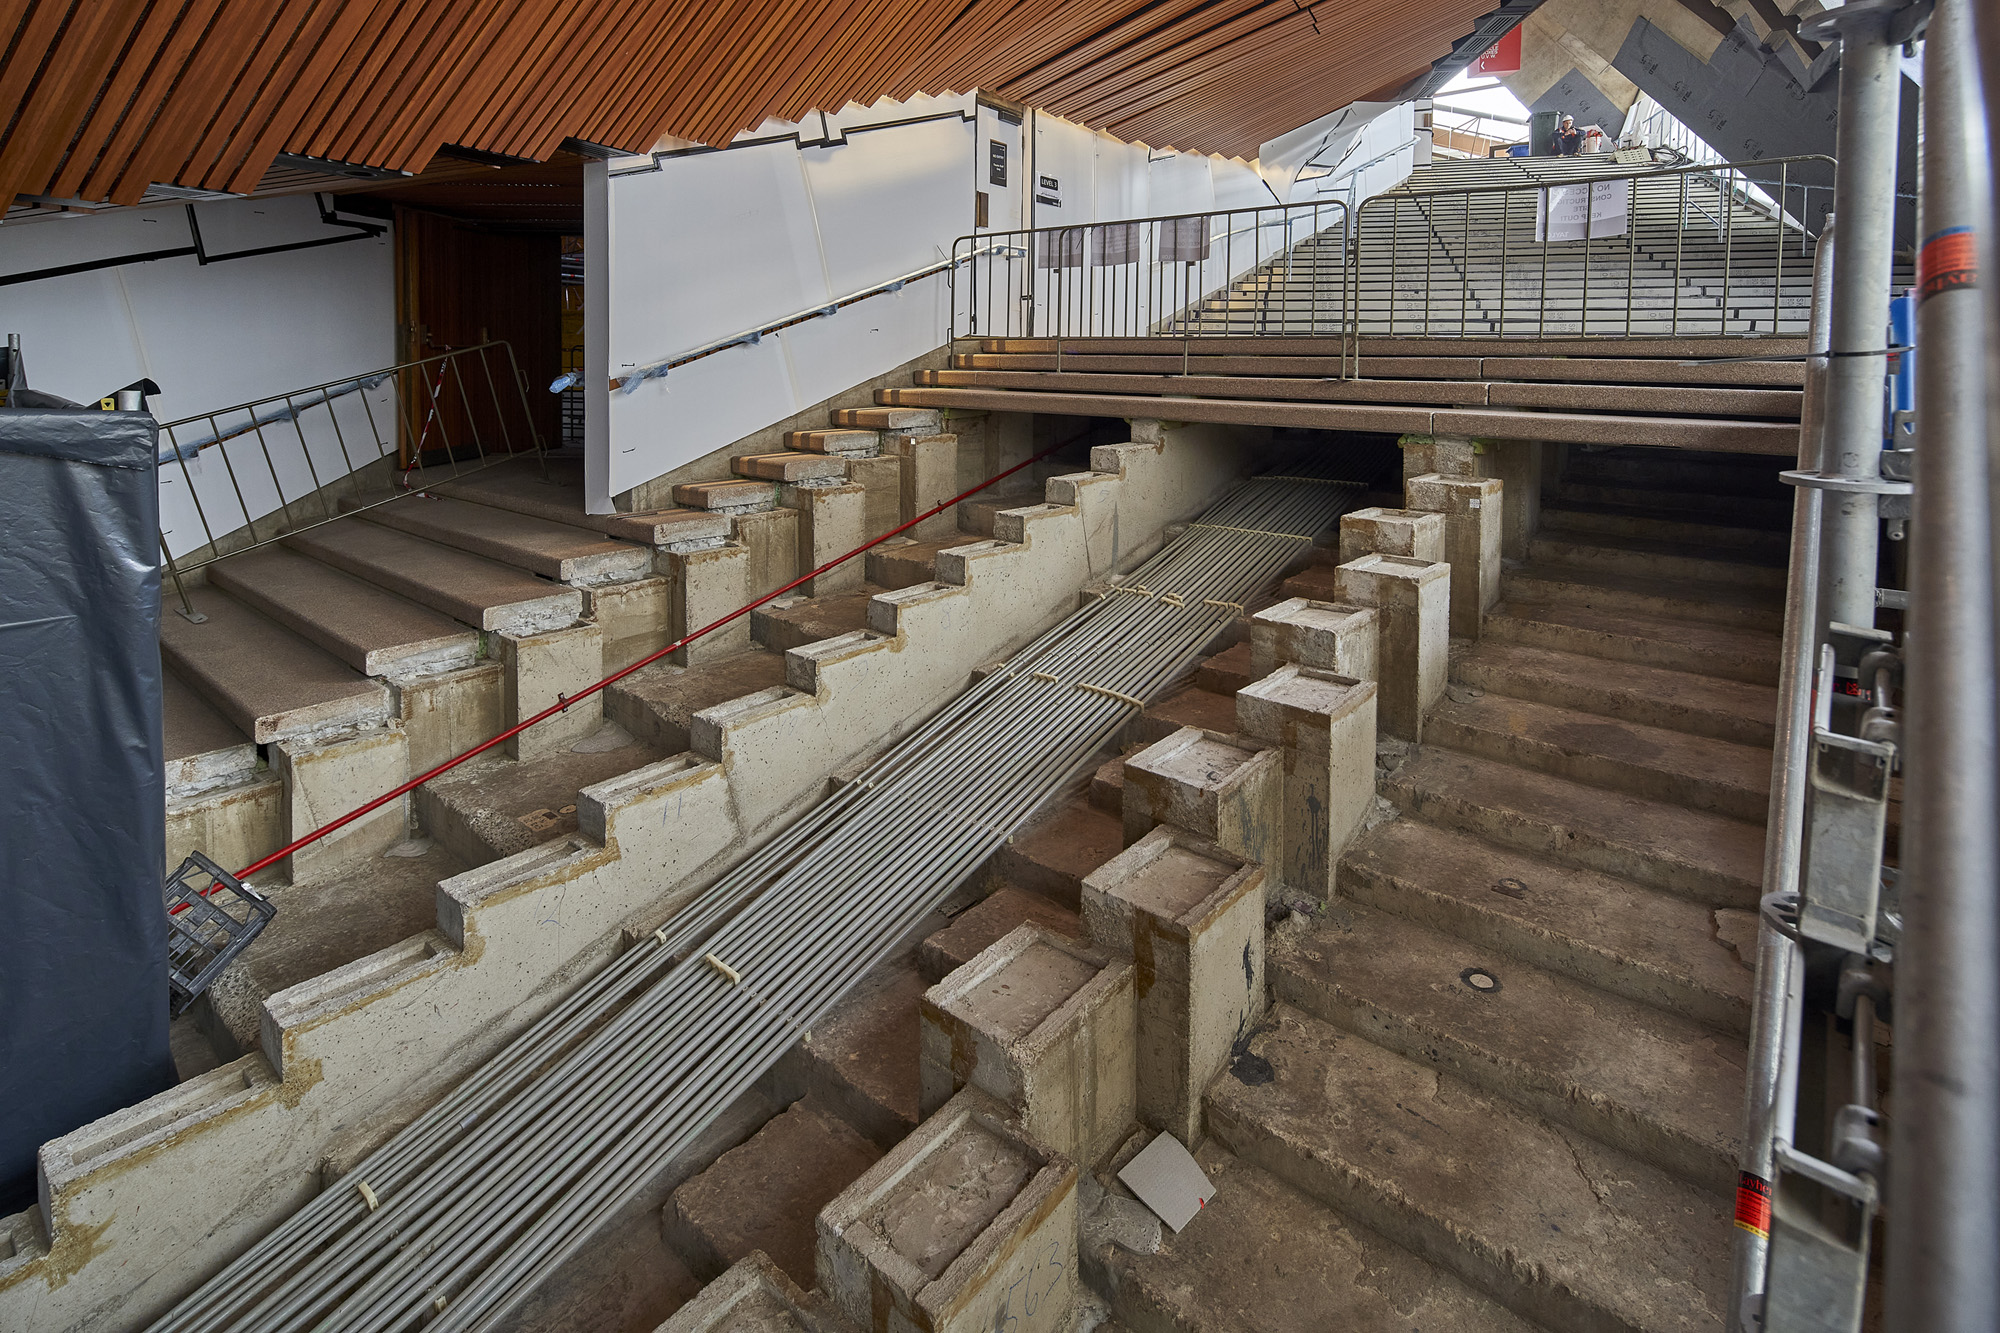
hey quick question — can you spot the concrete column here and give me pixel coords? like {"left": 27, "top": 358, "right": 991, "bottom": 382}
{"left": 1337, "top": 506, "right": 1446, "bottom": 565}
{"left": 1398, "top": 431, "right": 1487, "bottom": 483}
{"left": 1080, "top": 827, "right": 1266, "bottom": 1145}
{"left": 1249, "top": 597, "right": 1378, "bottom": 680}
{"left": 844, "top": 453, "right": 904, "bottom": 542}
{"left": 658, "top": 540, "right": 751, "bottom": 663}
{"left": 276, "top": 726, "right": 409, "bottom": 879}
{"left": 1334, "top": 554, "right": 1448, "bottom": 741}
{"left": 583, "top": 576, "right": 672, "bottom": 673}
{"left": 497, "top": 621, "right": 604, "bottom": 759}
{"left": 890, "top": 431, "right": 964, "bottom": 539}
{"left": 1484, "top": 439, "right": 1544, "bottom": 559}
{"left": 1121, "top": 726, "right": 1282, "bottom": 868}
{"left": 1406, "top": 473, "right": 1502, "bottom": 639}
{"left": 730, "top": 507, "right": 800, "bottom": 599}
{"left": 1235, "top": 666, "right": 1378, "bottom": 900}
{"left": 780, "top": 480, "right": 867, "bottom": 595}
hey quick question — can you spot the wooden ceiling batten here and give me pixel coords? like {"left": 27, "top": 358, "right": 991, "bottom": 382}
{"left": 2, "top": 0, "right": 1499, "bottom": 207}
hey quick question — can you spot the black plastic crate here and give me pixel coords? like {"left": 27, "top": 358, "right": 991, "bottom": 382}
{"left": 165, "top": 852, "right": 276, "bottom": 1015}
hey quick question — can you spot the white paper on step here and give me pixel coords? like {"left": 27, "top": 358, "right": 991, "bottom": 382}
{"left": 1117, "top": 1131, "right": 1215, "bottom": 1233}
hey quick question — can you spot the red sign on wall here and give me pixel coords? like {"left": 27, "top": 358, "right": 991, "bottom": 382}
{"left": 1470, "top": 27, "right": 1522, "bottom": 76}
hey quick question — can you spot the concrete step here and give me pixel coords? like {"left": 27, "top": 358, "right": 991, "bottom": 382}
{"left": 597, "top": 507, "right": 732, "bottom": 548}
{"left": 1452, "top": 639, "right": 1777, "bottom": 748}
{"left": 1129, "top": 681, "right": 1238, "bottom": 748}
{"left": 207, "top": 546, "right": 480, "bottom": 677}
{"left": 1339, "top": 816, "right": 1756, "bottom": 1035}
{"left": 1274, "top": 897, "right": 1743, "bottom": 1190}
{"left": 425, "top": 457, "right": 605, "bottom": 531}
{"left": 1384, "top": 747, "right": 1764, "bottom": 907}
{"left": 783, "top": 958, "right": 926, "bottom": 1150}
{"left": 414, "top": 724, "right": 665, "bottom": 865}
{"left": 829, "top": 406, "right": 941, "bottom": 433}
{"left": 730, "top": 450, "right": 849, "bottom": 483}
{"left": 1527, "top": 532, "right": 1786, "bottom": 591}
{"left": 285, "top": 517, "right": 583, "bottom": 636}
{"left": 918, "top": 885, "right": 1081, "bottom": 982}
{"left": 1206, "top": 1005, "right": 1730, "bottom": 1333}
{"left": 1099, "top": 1145, "right": 1538, "bottom": 1333}
{"left": 990, "top": 793, "right": 1126, "bottom": 910}
{"left": 663, "top": 1098, "right": 882, "bottom": 1289}
{"left": 1563, "top": 452, "right": 1789, "bottom": 496}
{"left": 1501, "top": 562, "right": 1783, "bottom": 632}
{"left": 750, "top": 587, "right": 881, "bottom": 652}
{"left": 1426, "top": 692, "right": 1771, "bottom": 822}
{"left": 1539, "top": 501, "right": 1792, "bottom": 557}
{"left": 362, "top": 495, "right": 652, "bottom": 586}
{"left": 160, "top": 590, "right": 392, "bottom": 745}
{"left": 1194, "top": 640, "right": 1256, "bottom": 695}
{"left": 604, "top": 649, "right": 789, "bottom": 754}
{"left": 1089, "top": 754, "right": 1126, "bottom": 814}
{"left": 1557, "top": 480, "right": 1792, "bottom": 528}
{"left": 1486, "top": 600, "right": 1780, "bottom": 686}
{"left": 786, "top": 427, "right": 881, "bottom": 456}
{"left": 672, "top": 479, "right": 778, "bottom": 513}
{"left": 865, "top": 537, "right": 963, "bottom": 590}
{"left": 957, "top": 486, "right": 1044, "bottom": 537}
{"left": 163, "top": 665, "right": 252, "bottom": 769}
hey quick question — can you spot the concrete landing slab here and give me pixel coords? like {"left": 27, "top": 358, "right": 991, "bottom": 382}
{"left": 1273, "top": 898, "right": 1744, "bottom": 1191}
{"left": 992, "top": 796, "right": 1126, "bottom": 909}
{"left": 363, "top": 494, "right": 652, "bottom": 586}
{"left": 1205, "top": 1006, "right": 1730, "bottom": 1333}
{"left": 605, "top": 649, "right": 789, "bottom": 754}
{"left": 751, "top": 588, "right": 880, "bottom": 652}
{"left": 207, "top": 545, "right": 478, "bottom": 676}
{"left": 416, "top": 725, "right": 666, "bottom": 865}
{"left": 920, "top": 886, "right": 1081, "bottom": 982}
{"left": 666, "top": 1099, "right": 882, "bottom": 1289}
{"left": 1099, "top": 1148, "right": 1537, "bottom": 1333}
{"left": 1427, "top": 692, "right": 1772, "bottom": 822}
{"left": 789, "top": 959, "right": 926, "bottom": 1150}
{"left": 1453, "top": 639, "right": 1778, "bottom": 748}
{"left": 160, "top": 590, "right": 392, "bottom": 744}
{"left": 286, "top": 517, "right": 582, "bottom": 635}
{"left": 1486, "top": 600, "right": 1781, "bottom": 686}
{"left": 1340, "top": 817, "right": 1755, "bottom": 1035}
{"left": 1384, "top": 747, "right": 1765, "bottom": 907}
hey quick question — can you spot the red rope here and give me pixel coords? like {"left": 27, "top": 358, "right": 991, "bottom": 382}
{"left": 226, "top": 439, "right": 1068, "bottom": 885}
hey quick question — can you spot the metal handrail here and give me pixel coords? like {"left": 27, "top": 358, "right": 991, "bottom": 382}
{"left": 1340, "top": 153, "right": 1836, "bottom": 370}
{"left": 156, "top": 341, "right": 542, "bottom": 619}
{"left": 947, "top": 197, "right": 1353, "bottom": 345}
{"left": 612, "top": 244, "right": 1018, "bottom": 394}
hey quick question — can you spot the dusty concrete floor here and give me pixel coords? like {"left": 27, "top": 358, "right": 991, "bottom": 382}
{"left": 421, "top": 725, "right": 666, "bottom": 861}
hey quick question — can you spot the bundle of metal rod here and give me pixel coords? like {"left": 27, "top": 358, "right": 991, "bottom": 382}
{"left": 151, "top": 464, "right": 1363, "bottom": 1333}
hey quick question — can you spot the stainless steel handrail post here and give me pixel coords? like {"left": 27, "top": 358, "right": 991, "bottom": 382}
{"left": 1728, "top": 217, "right": 1835, "bottom": 1333}
{"left": 1886, "top": 1, "right": 2000, "bottom": 1326}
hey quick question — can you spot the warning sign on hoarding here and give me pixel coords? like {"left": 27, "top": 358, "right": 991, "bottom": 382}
{"left": 1471, "top": 28, "right": 1522, "bottom": 76}
{"left": 1535, "top": 179, "right": 1631, "bottom": 243}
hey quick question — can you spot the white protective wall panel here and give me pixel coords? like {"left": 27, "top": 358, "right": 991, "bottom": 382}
{"left": 800, "top": 114, "right": 973, "bottom": 296}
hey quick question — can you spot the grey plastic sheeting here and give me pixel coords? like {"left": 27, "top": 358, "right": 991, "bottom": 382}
{"left": 0, "top": 408, "right": 172, "bottom": 1213}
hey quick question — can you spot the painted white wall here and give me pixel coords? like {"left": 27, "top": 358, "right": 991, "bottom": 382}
{"left": 588, "top": 97, "right": 1279, "bottom": 510}
{"left": 0, "top": 195, "right": 396, "bottom": 557}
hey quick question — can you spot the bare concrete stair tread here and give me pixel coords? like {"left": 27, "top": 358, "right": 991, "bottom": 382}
{"left": 1205, "top": 1005, "right": 1730, "bottom": 1333}
{"left": 207, "top": 545, "right": 478, "bottom": 676}
{"left": 1195, "top": 640, "right": 1256, "bottom": 695}
{"left": 163, "top": 667, "right": 250, "bottom": 761}
{"left": 427, "top": 457, "right": 606, "bottom": 528}
{"left": 1132, "top": 682, "right": 1238, "bottom": 747}
{"left": 1339, "top": 816, "right": 1756, "bottom": 1035}
{"left": 361, "top": 494, "right": 650, "bottom": 584}
{"left": 1502, "top": 561, "right": 1783, "bottom": 630}
{"left": 992, "top": 794, "right": 1126, "bottom": 909}
{"left": 919, "top": 885, "right": 1081, "bottom": 982}
{"left": 1384, "top": 747, "right": 1765, "bottom": 907}
{"left": 604, "top": 649, "right": 789, "bottom": 754}
{"left": 1527, "top": 531, "right": 1786, "bottom": 590}
{"left": 285, "top": 517, "right": 582, "bottom": 633}
{"left": 1539, "top": 500, "right": 1792, "bottom": 554}
{"left": 1485, "top": 380, "right": 1802, "bottom": 419}
{"left": 1274, "top": 896, "right": 1744, "bottom": 1190}
{"left": 1278, "top": 564, "right": 1342, "bottom": 602}
{"left": 750, "top": 587, "right": 882, "bottom": 652}
{"left": 866, "top": 537, "right": 966, "bottom": 590}
{"left": 1427, "top": 692, "right": 1771, "bottom": 823}
{"left": 665, "top": 1098, "right": 882, "bottom": 1288}
{"left": 1486, "top": 599, "right": 1780, "bottom": 686}
{"left": 673, "top": 479, "right": 778, "bottom": 511}
{"left": 1101, "top": 1147, "right": 1538, "bottom": 1333}
{"left": 1453, "top": 639, "right": 1778, "bottom": 748}
{"left": 415, "top": 727, "right": 667, "bottom": 866}
{"left": 791, "top": 959, "right": 925, "bottom": 1150}
{"left": 160, "top": 590, "right": 391, "bottom": 745}
{"left": 730, "top": 450, "right": 848, "bottom": 482}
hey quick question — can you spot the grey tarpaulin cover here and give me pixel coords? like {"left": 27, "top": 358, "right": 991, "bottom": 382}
{"left": 0, "top": 408, "right": 172, "bottom": 1213}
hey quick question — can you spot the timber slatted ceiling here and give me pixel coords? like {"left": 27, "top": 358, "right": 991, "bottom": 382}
{"left": 1, "top": 0, "right": 1495, "bottom": 208}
